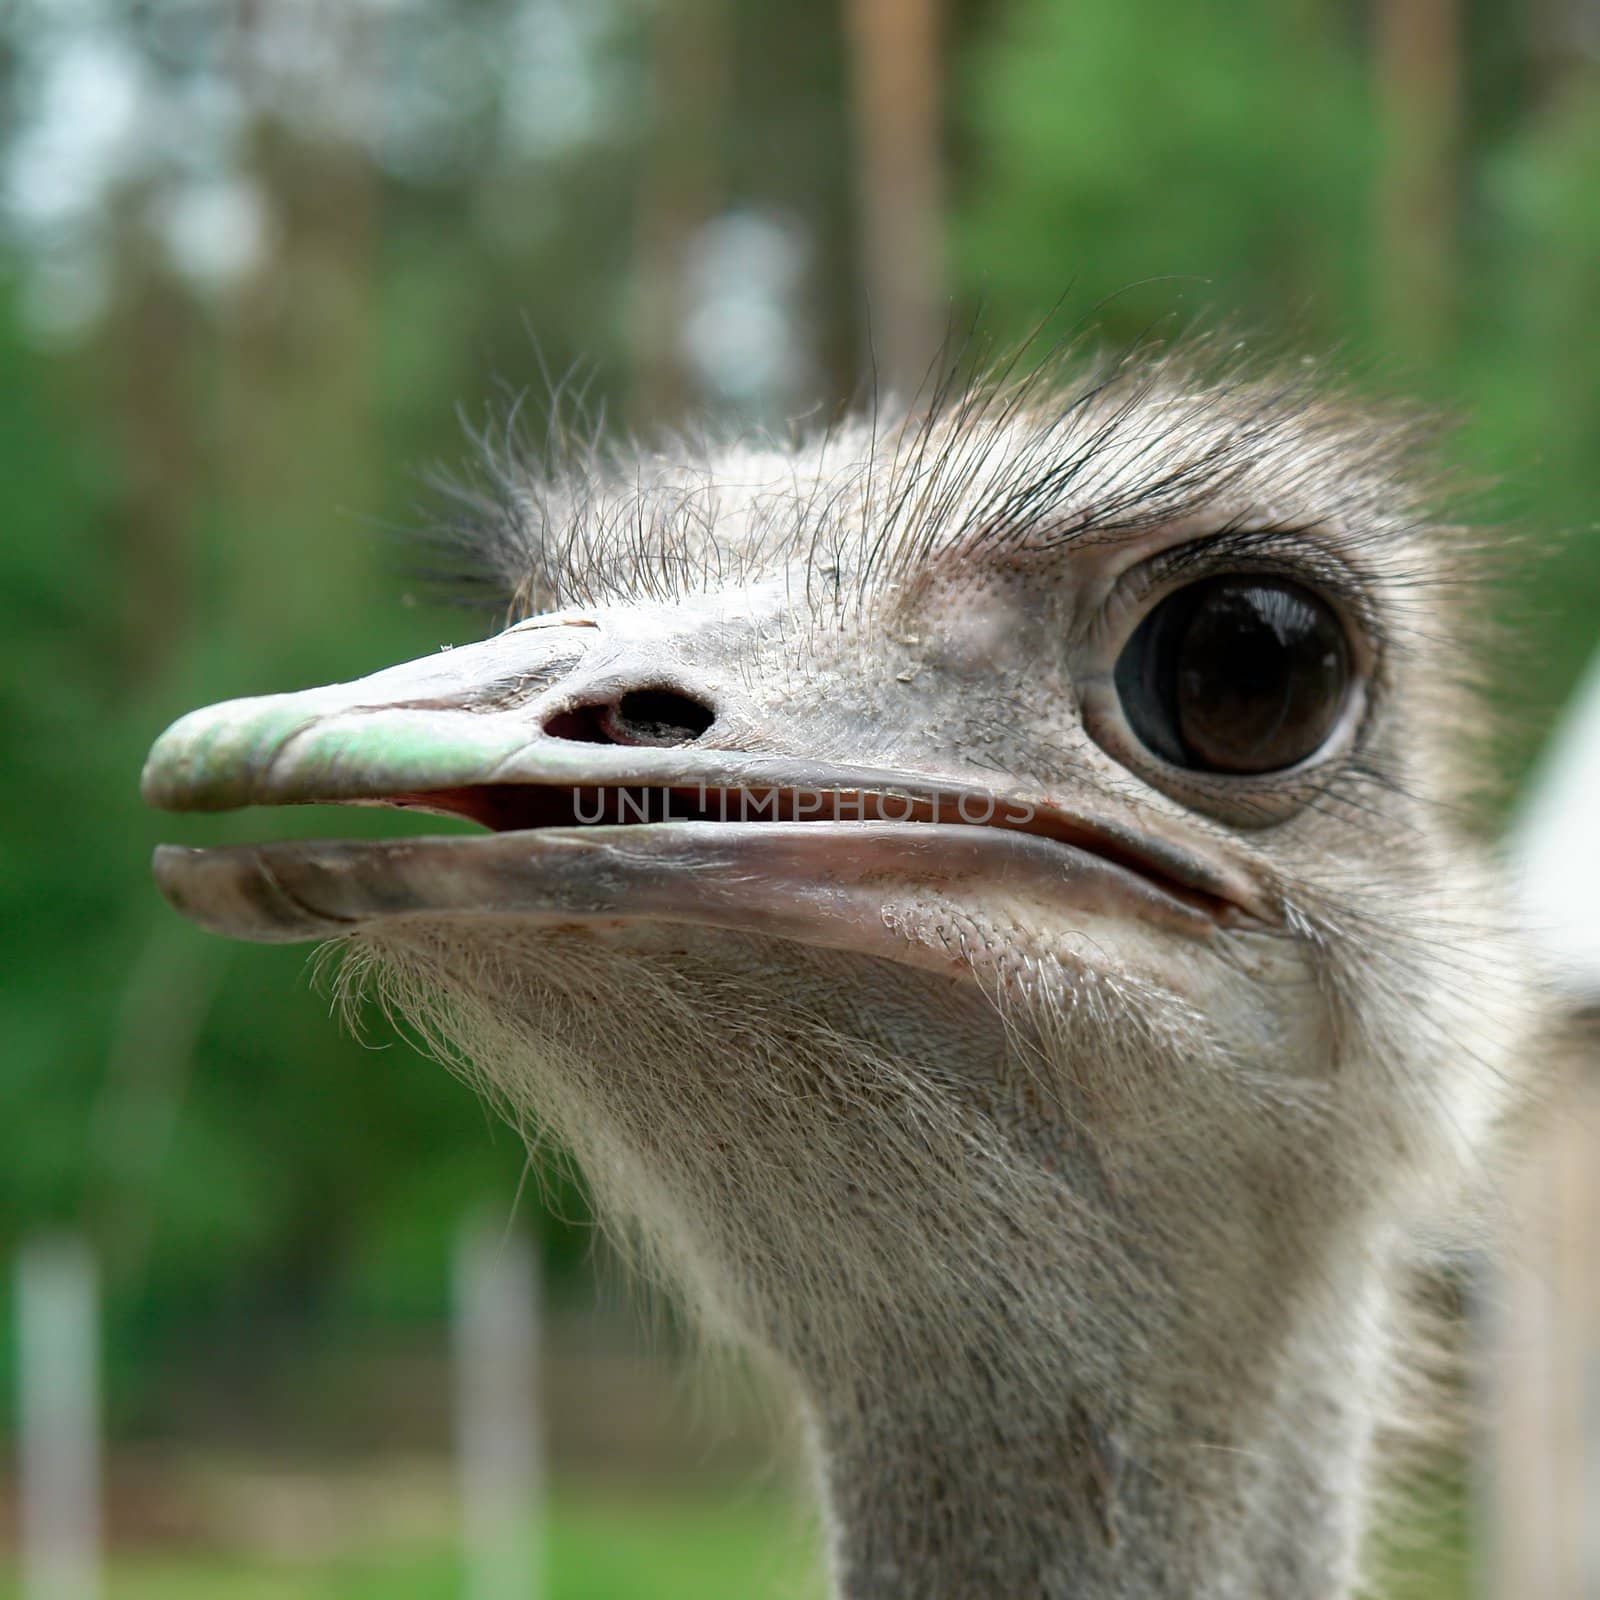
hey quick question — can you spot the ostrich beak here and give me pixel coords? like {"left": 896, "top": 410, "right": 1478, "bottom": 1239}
{"left": 143, "top": 620, "right": 1264, "bottom": 966}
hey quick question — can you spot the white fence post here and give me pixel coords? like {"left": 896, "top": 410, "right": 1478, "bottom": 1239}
{"left": 454, "top": 1213, "right": 543, "bottom": 1600}
{"left": 1495, "top": 644, "right": 1600, "bottom": 1599}
{"left": 15, "top": 1233, "right": 102, "bottom": 1600}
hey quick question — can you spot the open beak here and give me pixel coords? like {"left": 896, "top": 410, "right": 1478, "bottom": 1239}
{"left": 143, "top": 619, "right": 1263, "bottom": 969}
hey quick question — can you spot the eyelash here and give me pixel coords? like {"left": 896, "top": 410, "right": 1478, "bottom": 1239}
{"left": 1120, "top": 529, "right": 1385, "bottom": 662}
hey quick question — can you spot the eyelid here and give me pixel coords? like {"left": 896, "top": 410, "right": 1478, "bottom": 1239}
{"left": 1120, "top": 528, "right": 1385, "bottom": 662}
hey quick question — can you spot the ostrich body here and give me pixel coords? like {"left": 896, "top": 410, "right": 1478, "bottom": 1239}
{"left": 144, "top": 352, "right": 1535, "bottom": 1599}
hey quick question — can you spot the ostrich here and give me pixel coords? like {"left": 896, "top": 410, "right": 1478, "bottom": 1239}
{"left": 143, "top": 346, "right": 1538, "bottom": 1599}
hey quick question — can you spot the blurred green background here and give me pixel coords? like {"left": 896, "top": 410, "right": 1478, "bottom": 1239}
{"left": 1, "top": 0, "right": 1594, "bottom": 1594}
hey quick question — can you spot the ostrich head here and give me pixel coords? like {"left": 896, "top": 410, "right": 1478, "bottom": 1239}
{"left": 144, "top": 348, "right": 1535, "bottom": 1598}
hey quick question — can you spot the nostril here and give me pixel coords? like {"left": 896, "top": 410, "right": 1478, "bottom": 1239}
{"left": 542, "top": 687, "right": 716, "bottom": 748}
{"left": 606, "top": 688, "right": 716, "bottom": 746}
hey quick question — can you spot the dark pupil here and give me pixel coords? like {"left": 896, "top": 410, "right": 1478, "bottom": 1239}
{"left": 1117, "top": 577, "right": 1349, "bottom": 775}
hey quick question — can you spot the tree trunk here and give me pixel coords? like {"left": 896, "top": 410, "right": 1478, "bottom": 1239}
{"left": 844, "top": 0, "right": 946, "bottom": 398}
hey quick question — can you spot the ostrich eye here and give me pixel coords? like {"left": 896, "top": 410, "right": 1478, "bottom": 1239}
{"left": 1114, "top": 576, "right": 1350, "bottom": 775}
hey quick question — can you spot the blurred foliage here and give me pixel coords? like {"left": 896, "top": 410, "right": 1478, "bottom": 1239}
{"left": 958, "top": 0, "right": 1380, "bottom": 343}
{"left": 0, "top": 0, "right": 1596, "bottom": 1436}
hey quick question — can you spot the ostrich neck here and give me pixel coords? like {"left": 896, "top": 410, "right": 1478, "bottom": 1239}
{"left": 803, "top": 1258, "right": 1391, "bottom": 1599}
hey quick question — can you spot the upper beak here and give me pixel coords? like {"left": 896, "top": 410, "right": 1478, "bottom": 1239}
{"left": 143, "top": 617, "right": 624, "bottom": 813}
{"left": 142, "top": 617, "right": 1265, "bottom": 959}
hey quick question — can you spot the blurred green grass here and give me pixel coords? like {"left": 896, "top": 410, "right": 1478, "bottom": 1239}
{"left": 0, "top": 1493, "right": 827, "bottom": 1600}
{"left": 0, "top": 1479, "right": 1475, "bottom": 1600}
